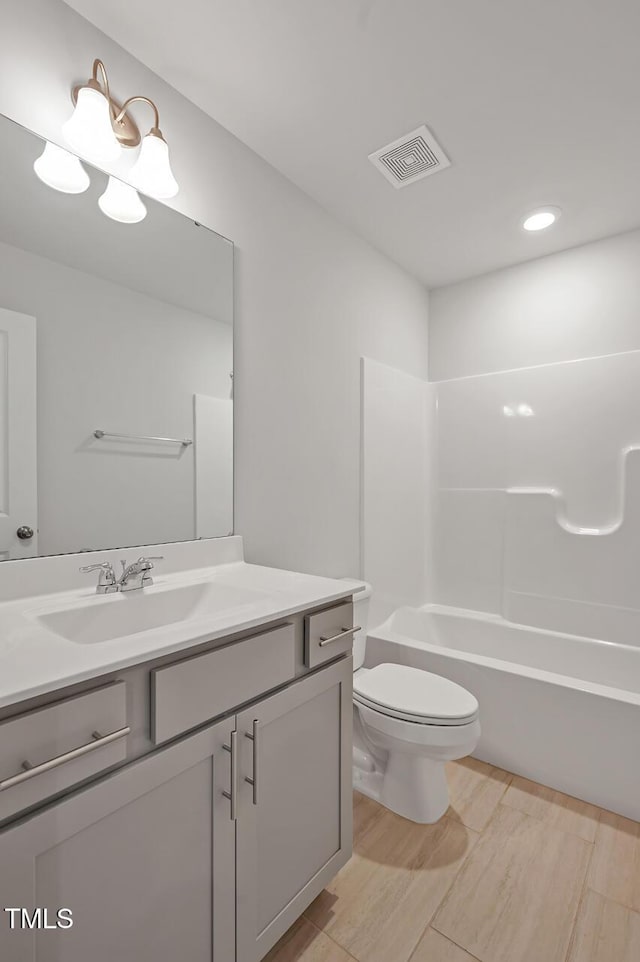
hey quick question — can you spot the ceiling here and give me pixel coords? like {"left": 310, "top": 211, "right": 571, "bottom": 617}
{"left": 64, "top": 0, "right": 640, "bottom": 288}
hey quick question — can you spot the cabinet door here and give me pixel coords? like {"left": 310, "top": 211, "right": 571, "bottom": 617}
{"left": 0, "top": 719, "right": 235, "bottom": 962}
{"left": 236, "top": 657, "right": 353, "bottom": 962}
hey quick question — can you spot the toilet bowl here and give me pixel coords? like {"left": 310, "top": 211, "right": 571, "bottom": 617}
{"left": 345, "top": 583, "right": 480, "bottom": 823}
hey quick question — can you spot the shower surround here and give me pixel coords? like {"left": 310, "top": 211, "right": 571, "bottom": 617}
{"left": 361, "top": 348, "right": 640, "bottom": 817}
{"left": 434, "top": 348, "right": 640, "bottom": 643}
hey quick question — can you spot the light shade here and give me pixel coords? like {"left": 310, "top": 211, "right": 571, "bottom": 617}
{"left": 33, "top": 142, "right": 90, "bottom": 194}
{"left": 62, "top": 86, "right": 121, "bottom": 165}
{"left": 98, "top": 177, "right": 147, "bottom": 224}
{"left": 128, "top": 131, "right": 179, "bottom": 199}
{"left": 522, "top": 207, "right": 561, "bottom": 232}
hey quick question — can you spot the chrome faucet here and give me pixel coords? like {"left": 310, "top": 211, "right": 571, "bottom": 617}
{"left": 79, "top": 561, "right": 118, "bottom": 594}
{"left": 118, "top": 556, "right": 164, "bottom": 592}
{"left": 79, "top": 556, "right": 163, "bottom": 593}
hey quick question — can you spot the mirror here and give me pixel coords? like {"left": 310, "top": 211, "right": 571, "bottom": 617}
{"left": 0, "top": 114, "right": 233, "bottom": 561}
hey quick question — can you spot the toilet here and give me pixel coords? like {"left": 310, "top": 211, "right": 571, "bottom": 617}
{"left": 348, "top": 584, "right": 480, "bottom": 824}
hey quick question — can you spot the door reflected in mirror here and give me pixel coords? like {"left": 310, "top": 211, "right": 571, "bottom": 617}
{"left": 0, "top": 114, "right": 233, "bottom": 560}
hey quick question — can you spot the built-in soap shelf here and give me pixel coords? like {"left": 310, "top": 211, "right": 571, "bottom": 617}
{"left": 507, "top": 443, "right": 640, "bottom": 536}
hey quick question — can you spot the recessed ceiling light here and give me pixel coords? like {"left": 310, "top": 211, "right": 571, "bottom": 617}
{"left": 522, "top": 206, "right": 562, "bottom": 232}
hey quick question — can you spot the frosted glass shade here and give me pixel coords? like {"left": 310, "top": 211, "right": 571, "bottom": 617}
{"left": 33, "top": 142, "right": 90, "bottom": 194}
{"left": 128, "top": 132, "right": 179, "bottom": 199}
{"left": 98, "top": 177, "right": 147, "bottom": 224}
{"left": 62, "top": 86, "right": 121, "bottom": 164}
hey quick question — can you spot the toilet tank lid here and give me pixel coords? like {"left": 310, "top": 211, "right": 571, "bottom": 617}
{"left": 354, "top": 663, "right": 478, "bottom": 721}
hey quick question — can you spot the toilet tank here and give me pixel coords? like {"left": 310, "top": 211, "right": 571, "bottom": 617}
{"left": 341, "top": 581, "right": 372, "bottom": 671}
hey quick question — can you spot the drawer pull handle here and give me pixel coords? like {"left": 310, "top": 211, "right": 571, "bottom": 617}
{"left": 0, "top": 726, "right": 130, "bottom": 792}
{"left": 222, "top": 730, "right": 238, "bottom": 821}
{"left": 318, "top": 625, "right": 361, "bottom": 648}
{"left": 244, "top": 719, "right": 259, "bottom": 805}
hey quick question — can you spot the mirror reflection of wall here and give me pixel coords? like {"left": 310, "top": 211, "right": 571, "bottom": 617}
{"left": 0, "top": 115, "right": 234, "bottom": 561}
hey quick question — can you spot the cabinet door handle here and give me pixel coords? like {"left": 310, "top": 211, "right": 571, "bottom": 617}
{"left": 318, "top": 625, "right": 361, "bottom": 647}
{"left": 0, "top": 726, "right": 130, "bottom": 792}
{"left": 222, "top": 730, "right": 238, "bottom": 821}
{"left": 244, "top": 719, "right": 259, "bottom": 805}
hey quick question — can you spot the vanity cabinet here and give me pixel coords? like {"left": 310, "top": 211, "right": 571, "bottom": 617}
{"left": 0, "top": 716, "right": 236, "bottom": 962}
{"left": 236, "top": 657, "right": 353, "bottom": 962}
{"left": 0, "top": 639, "right": 353, "bottom": 962}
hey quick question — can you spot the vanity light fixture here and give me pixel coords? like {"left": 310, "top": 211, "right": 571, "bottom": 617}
{"left": 128, "top": 124, "right": 179, "bottom": 200}
{"left": 522, "top": 206, "right": 561, "bottom": 232}
{"left": 62, "top": 59, "right": 179, "bottom": 197}
{"left": 62, "top": 61, "right": 122, "bottom": 164}
{"left": 33, "top": 142, "right": 90, "bottom": 194}
{"left": 98, "top": 176, "right": 147, "bottom": 224}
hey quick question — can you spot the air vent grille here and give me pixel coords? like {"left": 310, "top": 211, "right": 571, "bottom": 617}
{"left": 369, "top": 125, "right": 450, "bottom": 188}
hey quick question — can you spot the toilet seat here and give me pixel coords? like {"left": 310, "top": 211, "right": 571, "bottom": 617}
{"left": 353, "top": 664, "right": 479, "bottom": 727}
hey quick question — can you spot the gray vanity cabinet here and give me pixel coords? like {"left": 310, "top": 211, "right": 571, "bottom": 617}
{"left": 236, "top": 656, "right": 353, "bottom": 962}
{"left": 0, "top": 718, "right": 236, "bottom": 962}
{"left": 0, "top": 624, "right": 353, "bottom": 962}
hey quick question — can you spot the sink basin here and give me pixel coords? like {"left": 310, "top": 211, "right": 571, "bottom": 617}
{"left": 36, "top": 581, "right": 265, "bottom": 645}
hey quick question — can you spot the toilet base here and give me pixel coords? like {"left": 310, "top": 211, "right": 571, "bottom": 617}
{"left": 382, "top": 753, "right": 450, "bottom": 823}
{"left": 353, "top": 752, "right": 450, "bottom": 823}
{"left": 352, "top": 703, "right": 480, "bottom": 824}
{"left": 353, "top": 766, "right": 384, "bottom": 803}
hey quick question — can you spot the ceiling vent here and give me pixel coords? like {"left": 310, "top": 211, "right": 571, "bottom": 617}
{"left": 368, "top": 125, "right": 450, "bottom": 188}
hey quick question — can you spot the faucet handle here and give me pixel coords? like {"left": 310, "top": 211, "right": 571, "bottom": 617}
{"left": 80, "top": 562, "right": 113, "bottom": 574}
{"left": 139, "top": 555, "right": 163, "bottom": 587}
{"left": 136, "top": 555, "right": 164, "bottom": 570}
{"left": 79, "top": 561, "right": 117, "bottom": 594}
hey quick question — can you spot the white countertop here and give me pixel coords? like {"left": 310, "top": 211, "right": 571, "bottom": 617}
{"left": 0, "top": 559, "right": 366, "bottom": 710}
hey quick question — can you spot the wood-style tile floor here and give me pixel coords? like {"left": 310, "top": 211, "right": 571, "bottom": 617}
{"left": 265, "top": 758, "right": 640, "bottom": 962}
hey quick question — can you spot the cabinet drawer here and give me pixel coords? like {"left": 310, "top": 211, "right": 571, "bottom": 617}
{"left": 304, "top": 600, "right": 356, "bottom": 668}
{"left": 0, "top": 682, "right": 128, "bottom": 822}
{"left": 151, "top": 623, "right": 296, "bottom": 744}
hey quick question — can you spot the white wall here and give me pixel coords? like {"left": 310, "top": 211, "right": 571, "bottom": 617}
{"left": 0, "top": 240, "right": 231, "bottom": 555}
{"left": 0, "top": 0, "right": 430, "bottom": 579}
{"left": 429, "top": 229, "right": 640, "bottom": 380}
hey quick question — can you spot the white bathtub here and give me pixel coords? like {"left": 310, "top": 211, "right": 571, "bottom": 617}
{"left": 366, "top": 604, "right": 640, "bottom": 820}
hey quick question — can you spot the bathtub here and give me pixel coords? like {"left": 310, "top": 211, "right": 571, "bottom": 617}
{"left": 366, "top": 604, "right": 640, "bottom": 821}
